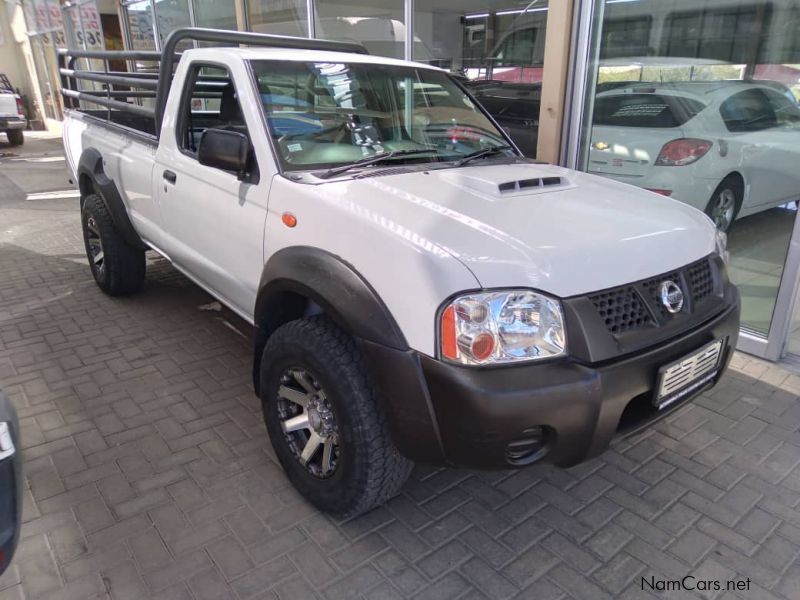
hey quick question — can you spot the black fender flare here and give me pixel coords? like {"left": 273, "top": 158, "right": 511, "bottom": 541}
{"left": 254, "top": 246, "right": 407, "bottom": 353}
{"left": 77, "top": 148, "right": 146, "bottom": 250}
{"left": 253, "top": 246, "right": 447, "bottom": 464}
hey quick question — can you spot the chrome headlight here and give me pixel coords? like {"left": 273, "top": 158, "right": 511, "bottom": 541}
{"left": 715, "top": 229, "right": 729, "bottom": 265}
{"left": 439, "top": 290, "right": 566, "bottom": 366}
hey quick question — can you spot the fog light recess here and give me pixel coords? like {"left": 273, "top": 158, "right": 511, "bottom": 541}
{"left": 505, "top": 426, "right": 554, "bottom": 466}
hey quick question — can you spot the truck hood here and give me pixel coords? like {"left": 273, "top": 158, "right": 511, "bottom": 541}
{"left": 324, "top": 162, "right": 716, "bottom": 298}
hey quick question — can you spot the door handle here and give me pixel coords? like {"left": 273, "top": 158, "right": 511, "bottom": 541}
{"left": 163, "top": 170, "right": 177, "bottom": 184}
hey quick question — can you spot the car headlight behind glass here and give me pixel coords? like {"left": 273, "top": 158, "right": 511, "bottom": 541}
{"left": 440, "top": 290, "right": 566, "bottom": 365}
{"left": 715, "top": 229, "right": 729, "bottom": 265}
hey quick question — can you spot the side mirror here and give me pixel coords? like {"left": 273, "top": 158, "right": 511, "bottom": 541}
{"left": 198, "top": 128, "right": 250, "bottom": 178}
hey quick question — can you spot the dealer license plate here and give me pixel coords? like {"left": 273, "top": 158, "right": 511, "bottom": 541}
{"left": 654, "top": 339, "right": 724, "bottom": 410}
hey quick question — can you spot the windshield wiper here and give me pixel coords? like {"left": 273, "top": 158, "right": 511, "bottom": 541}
{"left": 454, "top": 145, "right": 514, "bottom": 167}
{"left": 317, "top": 149, "right": 437, "bottom": 179}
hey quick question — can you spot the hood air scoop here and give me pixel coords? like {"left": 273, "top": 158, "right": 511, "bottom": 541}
{"left": 426, "top": 164, "right": 577, "bottom": 199}
{"left": 498, "top": 176, "right": 569, "bottom": 193}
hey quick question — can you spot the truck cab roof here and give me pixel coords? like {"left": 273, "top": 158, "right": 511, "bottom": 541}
{"left": 182, "top": 46, "right": 443, "bottom": 72}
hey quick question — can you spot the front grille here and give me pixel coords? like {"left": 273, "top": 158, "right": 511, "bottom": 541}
{"left": 589, "top": 287, "right": 654, "bottom": 334}
{"left": 588, "top": 257, "right": 718, "bottom": 336}
{"left": 688, "top": 259, "right": 714, "bottom": 303}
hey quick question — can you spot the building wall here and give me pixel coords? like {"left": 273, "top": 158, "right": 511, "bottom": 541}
{"left": 0, "top": 1, "right": 34, "bottom": 100}
{"left": 0, "top": 0, "right": 46, "bottom": 128}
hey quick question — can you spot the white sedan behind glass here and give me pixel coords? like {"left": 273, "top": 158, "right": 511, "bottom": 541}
{"left": 588, "top": 81, "right": 800, "bottom": 231}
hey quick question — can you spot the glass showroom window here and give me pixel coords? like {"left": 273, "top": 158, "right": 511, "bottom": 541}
{"left": 577, "top": 0, "right": 800, "bottom": 344}
{"left": 248, "top": 0, "right": 308, "bottom": 37}
{"left": 125, "top": 0, "right": 157, "bottom": 50}
{"left": 316, "top": 0, "right": 405, "bottom": 60}
{"left": 192, "top": 0, "right": 237, "bottom": 30}
{"left": 413, "top": 1, "right": 549, "bottom": 158}
{"left": 154, "top": 0, "right": 191, "bottom": 47}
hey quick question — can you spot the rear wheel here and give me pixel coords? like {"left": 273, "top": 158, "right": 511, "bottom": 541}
{"left": 260, "top": 316, "right": 412, "bottom": 517}
{"left": 705, "top": 176, "right": 743, "bottom": 233}
{"left": 81, "top": 194, "right": 146, "bottom": 295}
{"left": 6, "top": 130, "right": 23, "bottom": 146}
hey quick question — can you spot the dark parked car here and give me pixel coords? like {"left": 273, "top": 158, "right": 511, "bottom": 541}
{"left": 0, "top": 391, "right": 21, "bottom": 575}
{"left": 463, "top": 80, "right": 541, "bottom": 157}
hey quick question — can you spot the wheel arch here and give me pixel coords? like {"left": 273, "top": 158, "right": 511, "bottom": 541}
{"left": 719, "top": 170, "right": 746, "bottom": 204}
{"left": 77, "top": 148, "right": 147, "bottom": 250}
{"left": 722, "top": 170, "right": 745, "bottom": 190}
{"left": 252, "top": 246, "right": 407, "bottom": 391}
{"left": 253, "top": 246, "right": 448, "bottom": 465}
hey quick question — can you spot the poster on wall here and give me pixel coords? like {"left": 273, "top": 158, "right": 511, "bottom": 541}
{"left": 69, "top": 2, "right": 105, "bottom": 50}
{"left": 24, "top": 0, "right": 105, "bottom": 50}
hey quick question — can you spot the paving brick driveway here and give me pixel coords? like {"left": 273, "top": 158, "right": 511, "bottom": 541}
{"left": 2, "top": 135, "right": 800, "bottom": 600}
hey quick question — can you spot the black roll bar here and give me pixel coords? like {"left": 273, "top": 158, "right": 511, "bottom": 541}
{"left": 57, "top": 48, "right": 164, "bottom": 62}
{"left": 62, "top": 89, "right": 155, "bottom": 118}
{"left": 60, "top": 69, "right": 160, "bottom": 90}
{"left": 59, "top": 27, "right": 368, "bottom": 137}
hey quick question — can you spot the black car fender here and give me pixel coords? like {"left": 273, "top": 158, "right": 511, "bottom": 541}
{"left": 254, "top": 246, "right": 407, "bottom": 352}
{"left": 76, "top": 148, "right": 147, "bottom": 250}
{"left": 253, "top": 246, "right": 447, "bottom": 463}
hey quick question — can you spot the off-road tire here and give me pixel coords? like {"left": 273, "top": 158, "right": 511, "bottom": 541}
{"left": 6, "top": 130, "right": 23, "bottom": 146}
{"left": 260, "top": 316, "right": 413, "bottom": 517}
{"left": 81, "top": 194, "right": 146, "bottom": 295}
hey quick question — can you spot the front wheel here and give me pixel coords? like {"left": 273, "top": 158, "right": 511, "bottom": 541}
{"left": 260, "top": 316, "right": 412, "bottom": 517}
{"left": 6, "top": 130, "right": 23, "bottom": 146}
{"left": 705, "top": 177, "right": 743, "bottom": 233}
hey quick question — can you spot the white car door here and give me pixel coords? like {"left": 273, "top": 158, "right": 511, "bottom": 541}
{"left": 720, "top": 88, "right": 800, "bottom": 208}
{"left": 153, "top": 59, "right": 273, "bottom": 321}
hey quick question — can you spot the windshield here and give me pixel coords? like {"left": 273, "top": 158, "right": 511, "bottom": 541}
{"left": 249, "top": 60, "right": 513, "bottom": 172}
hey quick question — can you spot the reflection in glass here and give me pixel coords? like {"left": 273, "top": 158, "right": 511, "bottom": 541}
{"left": 154, "top": 0, "right": 190, "bottom": 47}
{"left": 581, "top": 0, "right": 800, "bottom": 337}
{"left": 413, "top": 1, "right": 549, "bottom": 158}
{"left": 316, "top": 0, "right": 406, "bottom": 60}
{"left": 248, "top": 0, "right": 307, "bottom": 37}
{"left": 192, "top": 0, "right": 236, "bottom": 30}
{"left": 126, "top": 0, "right": 156, "bottom": 50}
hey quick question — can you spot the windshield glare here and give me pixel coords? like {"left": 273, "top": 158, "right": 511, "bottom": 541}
{"left": 249, "top": 60, "right": 512, "bottom": 172}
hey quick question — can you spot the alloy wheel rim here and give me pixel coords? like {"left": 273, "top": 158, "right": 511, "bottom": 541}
{"left": 276, "top": 367, "right": 340, "bottom": 478}
{"left": 86, "top": 217, "right": 105, "bottom": 276}
{"left": 712, "top": 189, "right": 736, "bottom": 231}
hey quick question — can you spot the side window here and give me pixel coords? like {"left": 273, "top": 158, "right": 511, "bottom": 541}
{"left": 495, "top": 28, "right": 537, "bottom": 66}
{"left": 763, "top": 88, "right": 800, "bottom": 127}
{"left": 600, "top": 17, "right": 653, "bottom": 59}
{"left": 178, "top": 64, "right": 248, "bottom": 156}
{"left": 719, "top": 89, "right": 777, "bottom": 132}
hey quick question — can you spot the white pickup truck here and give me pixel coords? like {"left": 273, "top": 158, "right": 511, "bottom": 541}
{"left": 61, "top": 28, "right": 740, "bottom": 517}
{"left": 0, "top": 75, "right": 25, "bottom": 146}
